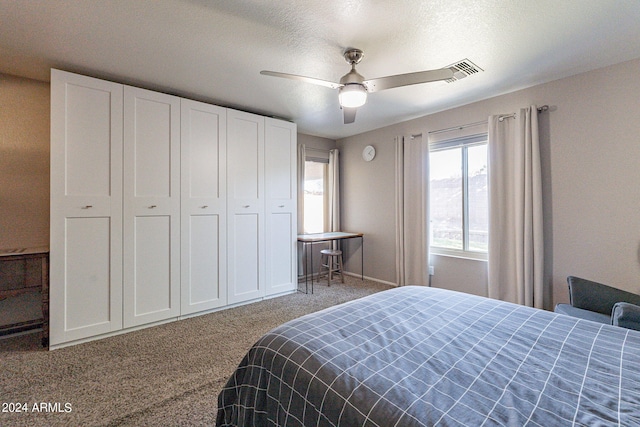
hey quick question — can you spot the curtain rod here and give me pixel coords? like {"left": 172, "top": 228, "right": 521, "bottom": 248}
{"left": 498, "top": 105, "right": 549, "bottom": 121}
{"left": 305, "top": 147, "right": 338, "bottom": 153}
{"left": 424, "top": 120, "right": 486, "bottom": 137}
{"left": 421, "top": 105, "right": 550, "bottom": 137}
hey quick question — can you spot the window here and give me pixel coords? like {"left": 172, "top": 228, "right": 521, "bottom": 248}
{"left": 304, "top": 159, "right": 328, "bottom": 233}
{"left": 429, "top": 134, "right": 488, "bottom": 259}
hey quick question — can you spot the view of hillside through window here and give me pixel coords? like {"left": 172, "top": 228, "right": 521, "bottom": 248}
{"left": 304, "top": 160, "right": 326, "bottom": 233}
{"left": 430, "top": 143, "right": 488, "bottom": 253}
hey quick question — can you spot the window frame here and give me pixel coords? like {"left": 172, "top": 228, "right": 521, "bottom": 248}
{"left": 429, "top": 133, "right": 488, "bottom": 261}
{"left": 303, "top": 157, "right": 329, "bottom": 234}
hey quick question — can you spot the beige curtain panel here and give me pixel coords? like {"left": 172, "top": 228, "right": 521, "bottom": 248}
{"left": 488, "top": 106, "right": 544, "bottom": 308}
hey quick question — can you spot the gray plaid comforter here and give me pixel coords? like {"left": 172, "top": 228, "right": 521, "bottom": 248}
{"left": 217, "top": 286, "right": 640, "bottom": 426}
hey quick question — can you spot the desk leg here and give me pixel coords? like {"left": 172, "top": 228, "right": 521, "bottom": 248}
{"left": 310, "top": 244, "right": 314, "bottom": 294}
{"left": 298, "top": 241, "right": 305, "bottom": 293}
{"left": 305, "top": 242, "right": 308, "bottom": 294}
{"left": 361, "top": 236, "right": 364, "bottom": 280}
{"left": 300, "top": 242, "right": 309, "bottom": 294}
{"left": 299, "top": 242, "right": 314, "bottom": 294}
{"left": 41, "top": 255, "right": 49, "bottom": 348}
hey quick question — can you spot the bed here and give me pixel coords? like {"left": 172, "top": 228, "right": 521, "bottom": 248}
{"left": 216, "top": 286, "right": 640, "bottom": 426}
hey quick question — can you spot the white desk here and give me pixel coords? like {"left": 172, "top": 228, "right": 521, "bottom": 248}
{"left": 297, "top": 232, "right": 364, "bottom": 293}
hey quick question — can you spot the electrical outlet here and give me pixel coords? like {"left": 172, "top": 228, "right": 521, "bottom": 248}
{"left": 429, "top": 266, "right": 435, "bottom": 276}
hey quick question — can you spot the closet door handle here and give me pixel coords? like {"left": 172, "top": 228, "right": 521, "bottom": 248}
{"left": 243, "top": 205, "right": 250, "bottom": 208}
{"left": 201, "top": 205, "right": 208, "bottom": 209}
{"left": 82, "top": 205, "right": 93, "bottom": 209}
{"left": 278, "top": 205, "right": 285, "bottom": 208}
{"left": 149, "top": 205, "right": 157, "bottom": 209}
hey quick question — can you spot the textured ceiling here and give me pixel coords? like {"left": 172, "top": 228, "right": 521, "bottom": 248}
{"left": 1, "top": 0, "right": 640, "bottom": 139}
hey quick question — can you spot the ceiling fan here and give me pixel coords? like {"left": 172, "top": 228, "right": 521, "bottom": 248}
{"left": 261, "top": 48, "right": 457, "bottom": 124}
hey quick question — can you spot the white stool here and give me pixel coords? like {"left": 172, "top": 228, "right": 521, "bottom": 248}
{"left": 318, "top": 249, "right": 344, "bottom": 286}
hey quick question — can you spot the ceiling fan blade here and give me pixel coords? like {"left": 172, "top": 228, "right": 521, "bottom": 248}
{"left": 363, "top": 68, "right": 455, "bottom": 93}
{"left": 260, "top": 70, "right": 342, "bottom": 89}
{"left": 343, "top": 107, "right": 357, "bottom": 124}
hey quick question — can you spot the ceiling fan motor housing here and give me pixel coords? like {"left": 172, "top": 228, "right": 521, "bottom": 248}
{"left": 341, "top": 48, "right": 366, "bottom": 86}
{"left": 339, "top": 50, "right": 368, "bottom": 108}
{"left": 340, "top": 68, "right": 365, "bottom": 85}
{"left": 344, "top": 48, "right": 364, "bottom": 65}
{"left": 339, "top": 49, "right": 367, "bottom": 106}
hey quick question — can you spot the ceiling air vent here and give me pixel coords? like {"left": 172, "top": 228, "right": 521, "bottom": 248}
{"left": 445, "top": 59, "right": 483, "bottom": 83}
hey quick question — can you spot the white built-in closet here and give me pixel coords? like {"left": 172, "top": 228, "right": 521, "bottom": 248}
{"left": 49, "top": 69, "right": 297, "bottom": 348}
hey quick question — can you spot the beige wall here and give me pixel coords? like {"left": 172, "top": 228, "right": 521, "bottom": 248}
{"left": 5, "top": 58, "right": 640, "bottom": 308}
{"left": 338, "top": 57, "right": 640, "bottom": 308}
{"left": 0, "top": 74, "right": 50, "bottom": 249}
{"left": 298, "top": 133, "right": 336, "bottom": 152}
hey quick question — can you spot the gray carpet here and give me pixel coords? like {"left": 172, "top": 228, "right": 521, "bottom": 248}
{"left": 0, "top": 276, "right": 392, "bottom": 426}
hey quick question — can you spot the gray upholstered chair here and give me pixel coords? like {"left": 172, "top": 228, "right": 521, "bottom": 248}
{"left": 554, "top": 276, "right": 640, "bottom": 331}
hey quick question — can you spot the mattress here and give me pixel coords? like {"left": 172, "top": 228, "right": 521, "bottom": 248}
{"left": 217, "top": 286, "right": 640, "bottom": 426}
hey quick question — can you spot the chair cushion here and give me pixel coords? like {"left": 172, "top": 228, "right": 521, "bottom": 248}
{"left": 554, "top": 303, "right": 611, "bottom": 324}
{"left": 320, "top": 249, "right": 342, "bottom": 256}
{"left": 567, "top": 276, "right": 640, "bottom": 315}
{"left": 611, "top": 302, "right": 640, "bottom": 331}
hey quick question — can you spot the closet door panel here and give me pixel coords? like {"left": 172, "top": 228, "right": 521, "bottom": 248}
{"left": 63, "top": 217, "right": 112, "bottom": 331}
{"left": 123, "top": 86, "right": 180, "bottom": 328}
{"left": 186, "top": 107, "right": 223, "bottom": 199}
{"left": 133, "top": 97, "right": 172, "bottom": 197}
{"left": 181, "top": 100, "right": 227, "bottom": 314}
{"left": 186, "top": 215, "right": 222, "bottom": 305}
{"left": 229, "top": 118, "right": 260, "bottom": 200}
{"left": 231, "top": 214, "right": 260, "bottom": 296}
{"left": 268, "top": 212, "right": 295, "bottom": 290}
{"left": 265, "top": 118, "right": 297, "bottom": 295}
{"left": 265, "top": 122, "right": 295, "bottom": 200}
{"left": 132, "top": 216, "right": 172, "bottom": 316}
{"left": 64, "top": 84, "right": 112, "bottom": 196}
{"left": 50, "top": 69, "right": 123, "bottom": 346}
{"left": 227, "top": 110, "right": 265, "bottom": 304}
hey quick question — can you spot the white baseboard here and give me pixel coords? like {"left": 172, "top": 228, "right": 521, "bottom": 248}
{"left": 343, "top": 271, "right": 397, "bottom": 287}
{"left": 298, "top": 271, "right": 397, "bottom": 287}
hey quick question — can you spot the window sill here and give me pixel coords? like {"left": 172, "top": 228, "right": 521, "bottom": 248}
{"left": 430, "top": 248, "right": 488, "bottom": 262}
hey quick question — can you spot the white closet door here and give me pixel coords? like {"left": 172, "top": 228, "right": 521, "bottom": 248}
{"left": 227, "top": 109, "right": 265, "bottom": 304}
{"left": 123, "top": 86, "right": 181, "bottom": 327}
{"left": 181, "top": 99, "right": 227, "bottom": 314}
{"left": 50, "top": 69, "right": 123, "bottom": 345}
{"left": 265, "top": 118, "right": 297, "bottom": 295}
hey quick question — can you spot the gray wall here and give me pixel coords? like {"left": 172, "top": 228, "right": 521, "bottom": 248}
{"left": 0, "top": 73, "right": 50, "bottom": 249}
{"left": 4, "top": 58, "right": 640, "bottom": 308}
{"left": 298, "top": 133, "right": 336, "bottom": 152}
{"left": 338, "top": 57, "right": 640, "bottom": 308}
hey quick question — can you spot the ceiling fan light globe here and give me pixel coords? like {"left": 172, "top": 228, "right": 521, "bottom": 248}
{"left": 338, "top": 84, "right": 367, "bottom": 108}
